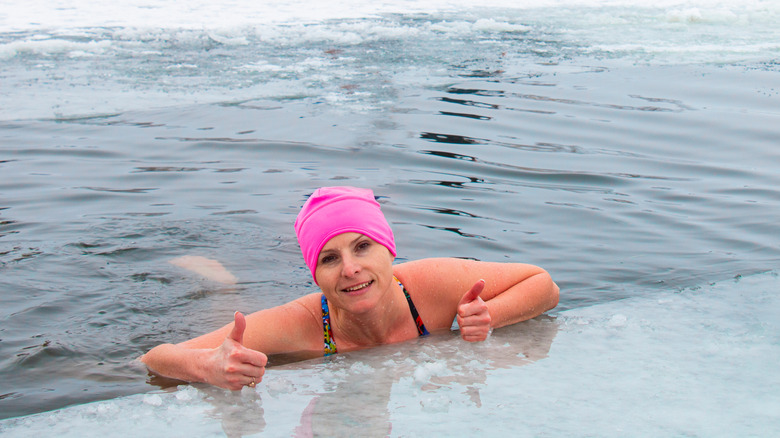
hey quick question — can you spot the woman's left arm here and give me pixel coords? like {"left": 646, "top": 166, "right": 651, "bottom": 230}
{"left": 396, "top": 258, "right": 559, "bottom": 338}
{"left": 477, "top": 264, "right": 559, "bottom": 328}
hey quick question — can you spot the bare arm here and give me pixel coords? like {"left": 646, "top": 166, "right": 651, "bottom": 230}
{"left": 140, "top": 312, "right": 267, "bottom": 390}
{"left": 143, "top": 257, "right": 323, "bottom": 389}
{"left": 395, "top": 258, "right": 559, "bottom": 339}
{"left": 478, "top": 265, "right": 559, "bottom": 328}
{"left": 140, "top": 295, "right": 323, "bottom": 389}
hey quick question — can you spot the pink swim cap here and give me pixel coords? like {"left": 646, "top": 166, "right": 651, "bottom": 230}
{"left": 294, "top": 186, "right": 396, "bottom": 284}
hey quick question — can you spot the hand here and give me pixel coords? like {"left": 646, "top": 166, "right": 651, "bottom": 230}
{"left": 206, "top": 311, "right": 268, "bottom": 390}
{"left": 456, "top": 279, "right": 492, "bottom": 342}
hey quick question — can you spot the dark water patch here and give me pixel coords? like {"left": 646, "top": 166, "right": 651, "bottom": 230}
{"left": 8, "top": 147, "right": 123, "bottom": 159}
{"left": 48, "top": 113, "right": 123, "bottom": 123}
{"left": 129, "top": 273, "right": 172, "bottom": 285}
{"left": 156, "top": 136, "right": 262, "bottom": 143}
{"left": 422, "top": 131, "right": 654, "bottom": 158}
{"left": 421, "top": 149, "right": 476, "bottom": 161}
{"left": 124, "top": 212, "right": 171, "bottom": 217}
{"left": 78, "top": 186, "right": 158, "bottom": 194}
{"left": 417, "top": 151, "right": 633, "bottom": 190}
{"left": 69, "top": 241, "right": 107, "bottom": 250}
{"left": 0, "top": 246, "right": 43, "bottom": 264}
{"left": 409, "top": 175, "right": 488, "bottom": 191}
{"left": 438, "top": 96, "right": 558, "bottom": 115}
{"left": 132, "top": 166, "right": 206, "bottom": 172}
{"left": 210, "top": 209, "right": 258, "bottom": 215}
{"left": 439, "top": 111, "right": 492, "bottom": 120}
{"left": 14, "top": 340, "right": 74, "bottom": 367}
{"left": 629, "top": 94, "right": 695, "bottom": 111}
{"left": 545, "top": 201, "right": 602, "bottom": 211}
{"left": 440, "top": 96, "right": 500, "bottom": 110}
{"left": 413, "top": 205, "right": 518, "bottom": 225}
{"left": 504, "top": 141, "right": 586, "bottom": 154}
{"left": 447, "top": 87, "right": 506, "bottom": 97}
{"left": 447, "top": 87, "right": 688, "bottom": 113}
{"left": 421, "top": 132, "right": 481, "bottom": 144}
{"left": 420, "top": 224, "right": 494, "bottom": 241}
{"left": 457, "top": 69, "right": 506, "bottom": 78}
{"left": 0, "top": 219, "right": 22, "bottom": 239}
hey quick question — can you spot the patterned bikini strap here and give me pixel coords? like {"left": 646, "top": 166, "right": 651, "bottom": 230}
{"left": 394, "top": 276, "right": 430, "bottom": 336}
{"left": 321, "top": 294, "right": 337, "bottom": 356}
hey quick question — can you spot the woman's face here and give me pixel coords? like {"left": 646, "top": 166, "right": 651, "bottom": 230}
{"left": 315, "top": 232, "right": 395, "bottom": 314}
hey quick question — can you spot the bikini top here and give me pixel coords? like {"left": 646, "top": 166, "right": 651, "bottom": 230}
{"left": 321, "top": 276, "right": 429, "bottom": 356}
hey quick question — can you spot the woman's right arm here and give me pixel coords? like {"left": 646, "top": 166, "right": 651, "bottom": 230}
{"left": 140, "top": 295, "right": 322, "bottom": 390}
{"left": 141, "top": 312, "right": 267, "bottom": 390}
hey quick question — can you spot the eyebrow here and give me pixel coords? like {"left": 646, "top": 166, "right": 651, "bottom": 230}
{"left": 320, "top": 234, "right": 366, "bottom": 255}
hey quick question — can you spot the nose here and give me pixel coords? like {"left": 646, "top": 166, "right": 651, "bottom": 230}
{"left": 340, "top": 252, "right": 361, "bottom": 278}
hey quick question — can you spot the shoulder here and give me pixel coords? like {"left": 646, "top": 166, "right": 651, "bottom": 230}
{"left": 392, "top": 258, "right": 550, "bottom": 329}
{"left": 395, "top": 257, "right": 480, "bottom": 278}
{"left": 395, "top": 258, "right": 547, "bottom": 296}
{"left": 394, "top": 258, "right": 462, "bottom": 290}
{"left": 395, "top": 257, "right": 534, "bottom": 291}
{"left": 394, "top": 257, "right": 489, "bottom": 298}
{"left": 392, "top": 258, "right": 475, "bottom": 329}
{"left": 241, "top": 293, "right": 324, "bottom": 355}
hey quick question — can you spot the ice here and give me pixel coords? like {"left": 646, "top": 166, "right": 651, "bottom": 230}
{"left": 1, "top": 272, "right": 778, "bottom": 436}
{"left": 1, "top": 0, "right": 774, "bottom": 33}
{"left": 412, "top": 361, "right": 448, "bottom": 384}
{"left": 2, "top": 0, "right": 779, "bottom": 119}
{"left": 0, "top": 39, "right": 111, "bottom": 60}
{"left": 141, "top": 394, "right": 162, "bottom": 406}
{"left": 607, "top": 313, "right": 627, "bottom": 327}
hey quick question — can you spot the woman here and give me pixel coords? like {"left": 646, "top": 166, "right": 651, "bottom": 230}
{"left": 141, "top": 186, "right": 559, "bottom": 390}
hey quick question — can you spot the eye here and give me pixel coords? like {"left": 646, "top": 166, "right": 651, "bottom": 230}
{"left": 355, "top": 240, "right": 371, "bottom": 252}
{"left": 320, "top": 254, "right": 338, "bottom": 265}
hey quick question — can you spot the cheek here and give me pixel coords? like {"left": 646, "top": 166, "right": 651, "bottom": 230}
{"left": 314, "top": 265, "right": 333, "bottom": 286}
{"left": 377, "top": 248, "right": 395, "bottom": 273}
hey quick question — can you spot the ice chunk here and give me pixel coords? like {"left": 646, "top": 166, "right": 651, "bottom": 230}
{"left": 141, "top": 394, "right": 162, "bottom": 406}
{"left": 413, "top": 361, "right": 447, "bottom": 384}
{"left": 608, "top": 313, "right": 627, "bottom": 327}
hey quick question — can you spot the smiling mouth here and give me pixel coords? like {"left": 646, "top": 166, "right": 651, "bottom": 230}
{"left": 342, "top": 280, "right": 373, "bottom": 292}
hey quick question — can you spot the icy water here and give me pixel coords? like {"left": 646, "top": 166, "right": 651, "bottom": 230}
{"left": 1, "top": 0, "right": 779, "bottom": 430}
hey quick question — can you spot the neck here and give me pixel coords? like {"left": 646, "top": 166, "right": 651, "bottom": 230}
{"left": 330, "top": 280, "right": 409, "bottom": 349}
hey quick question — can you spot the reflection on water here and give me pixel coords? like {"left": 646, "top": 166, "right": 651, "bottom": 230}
{"left": 171, "top": 317, "right": 558, "bottom": 437}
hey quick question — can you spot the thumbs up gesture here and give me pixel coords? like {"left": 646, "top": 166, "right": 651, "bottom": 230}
{"left": 457, "top": 279, "right": 492, "bottom": 342}
{"left": 208, "top": 311, "right": 268, "bottom": 391}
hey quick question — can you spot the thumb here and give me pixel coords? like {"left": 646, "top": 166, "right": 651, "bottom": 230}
{"left": 228, "top": 311, "right": 246, "bottom": 344}
{"left": 459, "top": 279, "right": 485, "bottom": 306}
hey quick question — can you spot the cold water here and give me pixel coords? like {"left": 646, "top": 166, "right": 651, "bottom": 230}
{"left": 1, "top": 0, "right": 779, "bottom": 433}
